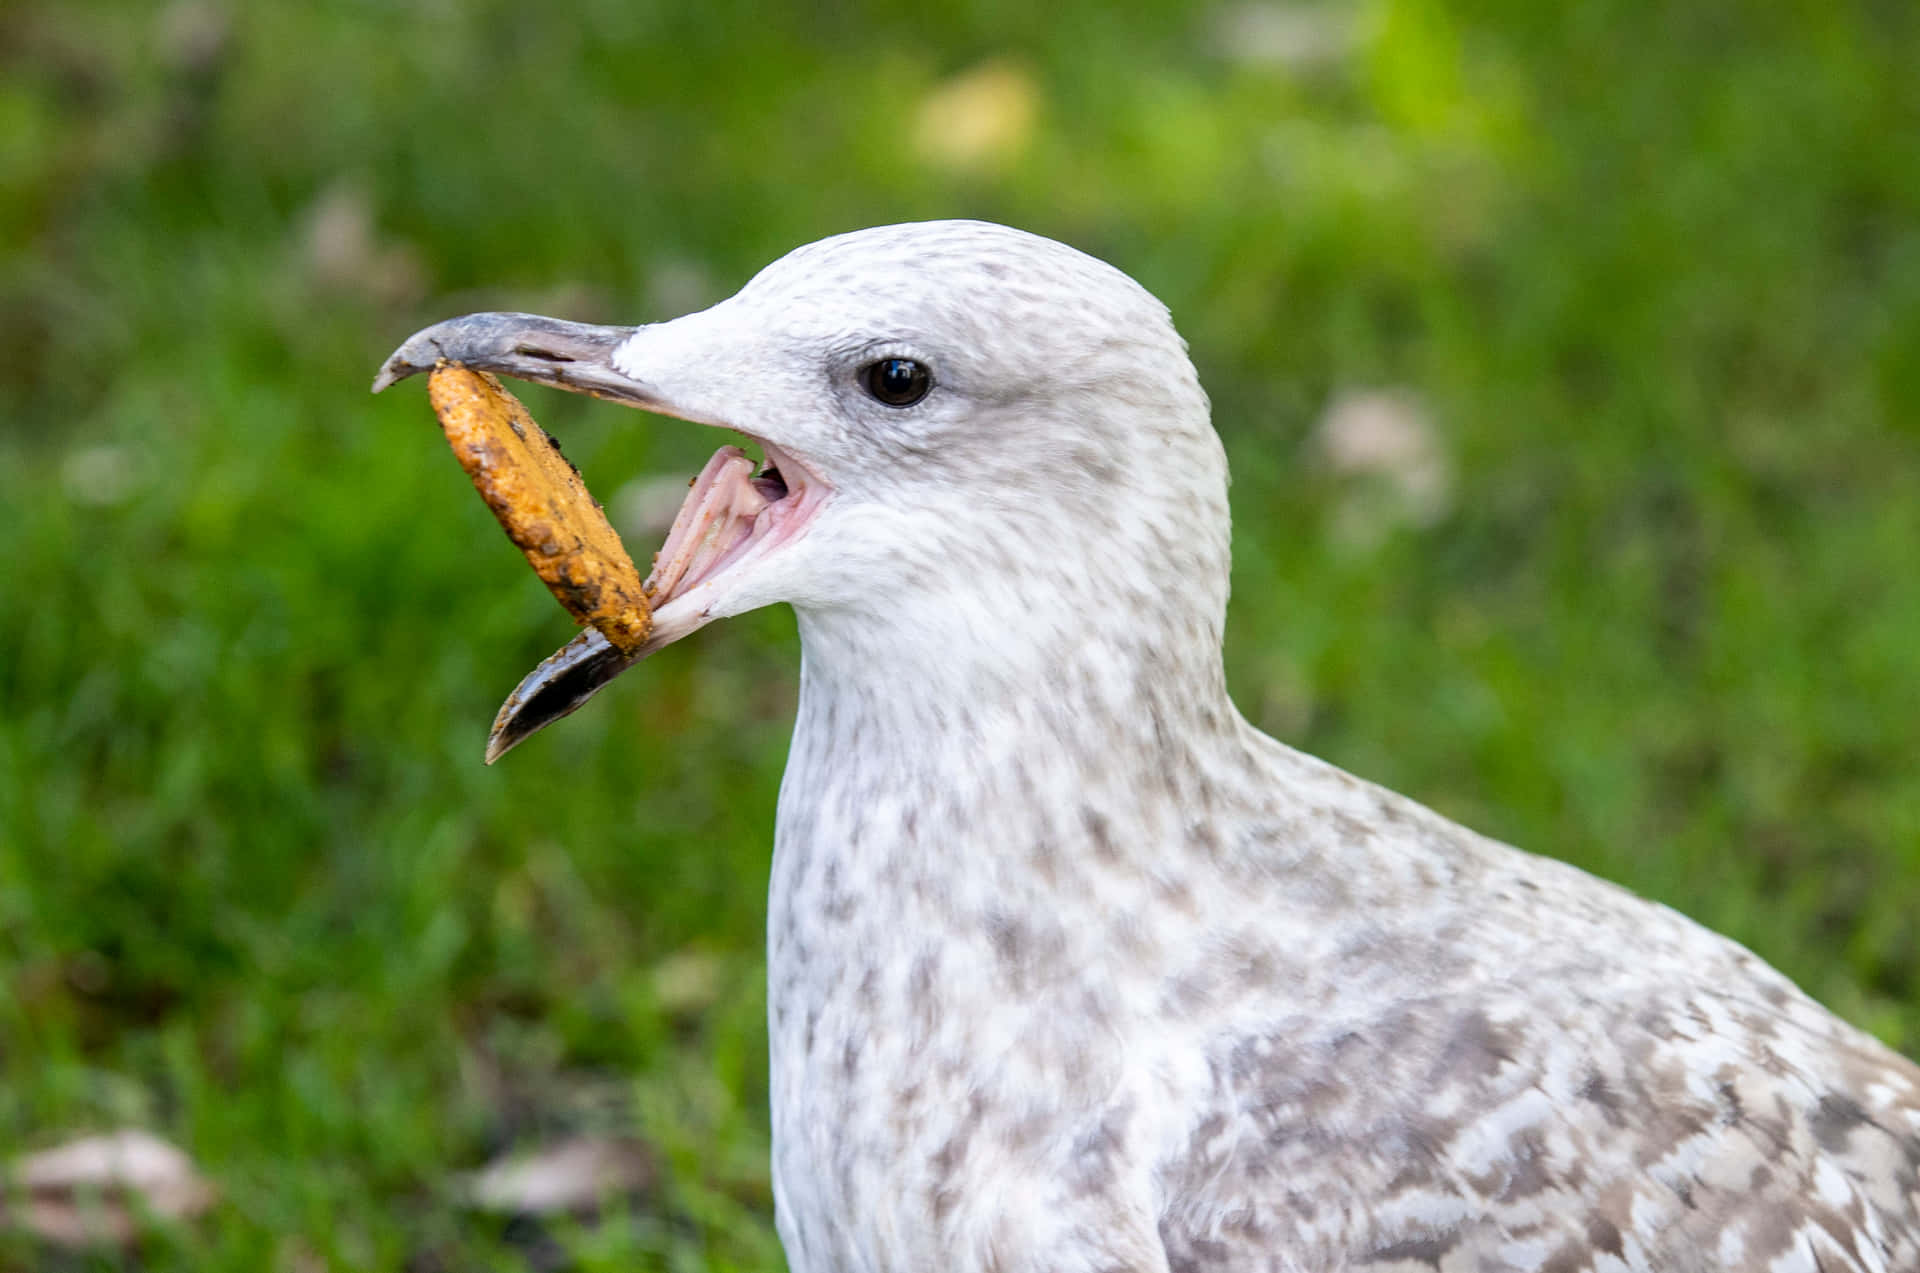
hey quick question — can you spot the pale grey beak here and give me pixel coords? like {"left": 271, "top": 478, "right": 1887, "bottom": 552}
{"left": 371, "top": 312, "right": 654, "bottom": 406}
{"left": 374, "top": 312, "right": 666, "bottom": 762}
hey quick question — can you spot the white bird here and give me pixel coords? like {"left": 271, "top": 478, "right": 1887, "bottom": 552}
{"left": 376, "top": 221, "right": 1920, "bottom": 1273}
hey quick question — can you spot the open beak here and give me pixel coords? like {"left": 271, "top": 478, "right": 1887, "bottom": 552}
{"left": 373, "top": 312, "right": 826, "bottom": 762}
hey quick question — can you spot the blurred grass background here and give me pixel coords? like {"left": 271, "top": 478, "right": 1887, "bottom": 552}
{"left": 1, "top": 0, "right": 1916, "bottom": 1267}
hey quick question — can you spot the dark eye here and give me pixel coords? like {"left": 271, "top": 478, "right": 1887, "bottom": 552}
{"left": 862, "top": 358, "right": 932, "bottom": 407}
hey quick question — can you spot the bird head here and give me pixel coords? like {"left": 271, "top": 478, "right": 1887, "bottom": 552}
{"left": 374, "top": 221, "right": 1230, "bottom": 760}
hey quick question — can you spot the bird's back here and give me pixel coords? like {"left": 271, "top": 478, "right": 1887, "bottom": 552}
{"left": 1152, "top": 734, "right": 1920, "bottom": 1273}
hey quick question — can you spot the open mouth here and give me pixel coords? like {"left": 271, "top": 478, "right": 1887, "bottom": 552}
{"left": 372, "top": 309, "right": 834, "bottom": 761}
{"left": 477, "top": 435, "right": 829, "bottom": 763}
{"left": 644, "top": 439, "right": 822, "bottom": 614}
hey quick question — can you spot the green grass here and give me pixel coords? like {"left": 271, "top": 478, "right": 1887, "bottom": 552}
{"left": 2, "top": 0, "right": 1918, "bottom": 1267}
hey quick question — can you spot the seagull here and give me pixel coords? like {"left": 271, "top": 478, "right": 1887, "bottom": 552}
{"left": 375, "top": 220, "right": 1920, "bottom": 1273}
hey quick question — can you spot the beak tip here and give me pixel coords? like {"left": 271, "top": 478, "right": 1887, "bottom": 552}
{"left": 480, "top": 628, "right": 641, "bottom": 765}
{"left": 372, "top": 333, "right": 442, "bottom": 393}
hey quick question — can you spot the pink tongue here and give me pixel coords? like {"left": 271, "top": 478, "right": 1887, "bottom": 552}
{"left": 645, "top": 446, "right": 769, "bottom": 602}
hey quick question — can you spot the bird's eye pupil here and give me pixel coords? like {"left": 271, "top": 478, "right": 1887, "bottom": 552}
{"left": 864, "top": 358, "right": 931, "bottom": 407}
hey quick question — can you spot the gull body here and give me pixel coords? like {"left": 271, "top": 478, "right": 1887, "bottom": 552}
{"left": 376, "top": 221, "right": 1920, "bottom": 1272}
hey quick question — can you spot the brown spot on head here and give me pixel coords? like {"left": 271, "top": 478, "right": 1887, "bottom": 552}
{"left": 1029, "top": 836, "right": 1059, "bottom": 885}
{"left": 1232, "top": 939, "right": 1277, "bottom": 989}
{"left": 1154, "top": 871, "right": 1201, "bottom": 916}
{"left": 1004, "top": 1107, "right": 1057, "bottom": 1153}
{"left": 1188, "top": 769, "right": 1223, "bottom": 812}
{"left": 907, "top": 953, "right": 939, "bottom": 1041}
{"left": 1164, "top": 967, "right": 1216, "bottom": 1016}
{"left": 1109, "top": 911, "right": 1154, "bottom": 961}
{"left": 930, "top": 1182, "right": 960, "bottom": 1225}
{"left": 890, "top": 1079, "right": 924, "bottom": 1132}
{"left": 1081, "top": 806, "right": 1120, "bottom": 862}
{"left": 986, "top": 910, "right": 1029, "bottom": 966}
{"left": 1328, "top": 809, "right": 1376, "bottom": 845}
